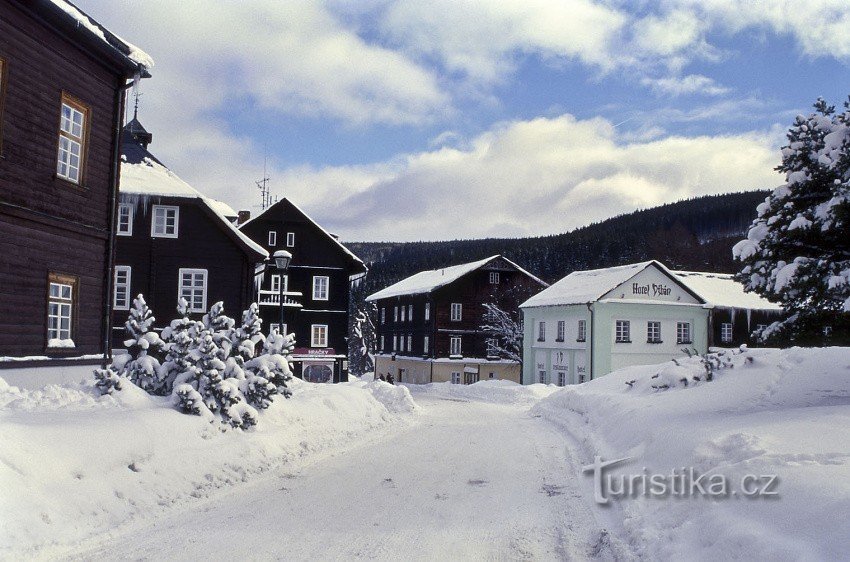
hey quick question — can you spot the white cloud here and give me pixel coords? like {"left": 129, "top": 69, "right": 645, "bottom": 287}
{"left": 641, "top": 74, "right": 732, "bottom": 97}
{"left": 275, "top": 114, "right": 783, "bottom": 241}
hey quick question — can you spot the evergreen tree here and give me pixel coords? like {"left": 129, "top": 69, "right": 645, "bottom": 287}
{"left": 245, "top": 329, "right": 295, "bottom": 399}
{"left": 480, "top": 302, "right": 523, "bottom": 362}
{"left": 232, "top": 303, "right": 265, "bottom": 361}
{"left": 159, "top": 297, "right": 202, "bottom": 394}
{"left": 734, "top": 97, "right": 850, "bottom": 344}
{"left": 122, "top": 295, "right": 166, "bottom": 393}
{"left": 202, "top": 301, "right": 235, "bottom": 359}
{"left": 349, "top": 301, "right": 376, "bottom": 377}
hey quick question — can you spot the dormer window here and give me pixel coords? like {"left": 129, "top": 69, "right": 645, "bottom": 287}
{"left": 151, "top": 205, "right": 179, "bottom": 238}
{"left": 268, "top": 231, "right": 277, "bottom": 246}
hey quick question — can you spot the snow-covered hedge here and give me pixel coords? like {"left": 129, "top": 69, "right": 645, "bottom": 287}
{"left": 96, "top": 296, "right": 294, "bottom": 428}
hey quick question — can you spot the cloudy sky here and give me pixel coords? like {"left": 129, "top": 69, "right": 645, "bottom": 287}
{"left": 81, "top": 0, "right": 848, "bottom": 242}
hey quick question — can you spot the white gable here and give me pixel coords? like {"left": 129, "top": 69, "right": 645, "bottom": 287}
{"left": 600, "top": 264, "right": 702, "bottom": 305}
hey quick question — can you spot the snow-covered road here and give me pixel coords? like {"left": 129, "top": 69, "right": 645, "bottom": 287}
{"left": 68, "top": 392, "right": 609, "bottom": 561}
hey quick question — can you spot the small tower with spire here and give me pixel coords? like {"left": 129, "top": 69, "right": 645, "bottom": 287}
{"left": 125, "top": 90, "right": 152, "bottom": 149}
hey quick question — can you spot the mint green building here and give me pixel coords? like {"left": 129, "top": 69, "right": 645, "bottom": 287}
{"left": 520, "top": 261, "right": 710, "bottom": 385}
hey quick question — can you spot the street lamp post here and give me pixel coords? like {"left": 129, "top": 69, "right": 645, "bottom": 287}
{"left": 273, "top": 250, "right": 292, "bottom": 334}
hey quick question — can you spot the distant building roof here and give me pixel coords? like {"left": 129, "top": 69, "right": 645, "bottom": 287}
{"left": 119, "top": 121, "right": 267, "bottom": 259}
{"left": 366, "top": 255, "right": 547, "bottom": 302}
{"left": 672, "top": 271, "right": 781, "bottom": 311}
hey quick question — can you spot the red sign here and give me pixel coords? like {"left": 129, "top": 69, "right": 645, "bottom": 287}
{"left": 293, "top": 347, "right": 336, "bottom": 356}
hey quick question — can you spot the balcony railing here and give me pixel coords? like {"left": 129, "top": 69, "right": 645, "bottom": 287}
{"left": 258, "top": 289, "right": 303, "bottom": 308}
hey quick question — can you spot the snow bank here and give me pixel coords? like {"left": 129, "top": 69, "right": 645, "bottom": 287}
{"left": 405, "top": 379, "right": 560, "bottom": 406}
{"left": 533, "top": 347, "right": 850, "bottom": 560}
{"left": 0, "top": 376, "right": 417, "bottom": 559}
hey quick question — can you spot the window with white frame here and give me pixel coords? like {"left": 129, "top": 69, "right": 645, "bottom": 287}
{"left": 450, "top": 336, "right": 462, "bottom": 356}
{"left": 407, "top": 335, "right": 412, "bottom": 352}
{"left": 380, "top": 335, "right": 385, "bottom": 351}
{"left": 394, "top": 306, "right": 398, "bottom": 322}
{"left": 311, "top": 324, "right": 328, "bottom": 347}
{"left": 556, "top": 320, "right": 565, "bottom": 342}
{"left": 408, "top": 304, "right": 413, "bottom": 320}
{"left": 538, "top": 370, "right": 547, "bottom": 384}
{"left": 423, "top": 335, "right": 429, "bottom": 355}
{"left": 451, "top": 372, "right": 461, "bottom": 384}
{"left": 117, "top": 203, "right": 133, "bottom": 236}
{"left": 113, "top": 266, "right": 131, "bottom": 310}
{"left": 151, "top": 205, "right": 179, "bottom": 238}
{"left": 47, "top": 274, "right": 75, "bottom": 345}
{"left": 270, "top": 274, "right": 288, "bottom": 293}
{"left": 450, "top": 303, "right": 462, "bottom": 321}
{"left": 721, "top": 323, "right": 733, "bottom": 343}
{"left": 647, "top": 321, "right": 662, "bottom": 343}
{"left": 286, "top": 232, "right": 295, "bottom": 247}
{"left": 425, "top": 302, "right": 430, "bottom": 321}
{"left": 577, "top": 319, "right": 587, "bottom": 342}
{"left": 558, "top": 372, "right": 566, "bottom": 386}
{"left": 380, "top": 308, "right": 386, "bottom": 324}
{"left": 400, "top": 305, "right": 406, "bottom": 322}
{"left": 490, "top": 271, "right": 499, "bottom": 284}
{"left": 270, "top": 323, "right": 287, "bottom": 335}
{"left": 537, "top": 321, "right": 546, "bottom": 342}
{"left": 268, "top": 231, "right": 277, "bottom": 246}
{"left": 179, "top": 268, "right": 207, "bottom": 312}
{"left": 677, "top": 322, "right": 692, "bottom": 344}
{"left": 615, "top": 320, "right": 631, "bottom": 343}
{"left": 56, "top": 94, "right": 88, "bottom": 184}
{"left": 393, "top": 335, "right": 398, "bottom": 351}
{"left": 312, "top": 276, "right": 329, "bottom": 301}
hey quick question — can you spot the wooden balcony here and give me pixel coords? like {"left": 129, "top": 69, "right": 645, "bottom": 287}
{"left": 258, "top": 289, "right": 303, "bottom": 308}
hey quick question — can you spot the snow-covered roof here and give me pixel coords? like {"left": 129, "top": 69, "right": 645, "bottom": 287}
{"left": 207, "top": 199, "right": 238, "bottom": 220}
{"left": 119, "top": 158, "right": 267, "bottom": 259}
{"left": 673, "top": 271, "right": 781, "bottom": 311}
{"left": 48, "top": 0, "right": 154, "bottom": 71}
{"left": 241, "top": 199, "right": 365, "bottom": 268}
{"left": 520, "top": 261, "right": 661, "bottom": 308}
{"left": 366, "top": 255, "right": 546, "bottom": 302}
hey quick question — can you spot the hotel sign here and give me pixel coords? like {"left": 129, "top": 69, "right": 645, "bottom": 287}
{"left": 631, "top": 282, "right": 672, "bottom": 297}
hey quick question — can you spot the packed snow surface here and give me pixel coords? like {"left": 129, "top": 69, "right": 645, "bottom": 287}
{"left": 3, "top": 349, "right": 849, "bottom": 560}
{"left": 673, "top": 270, "right": 781, "bottom": 310}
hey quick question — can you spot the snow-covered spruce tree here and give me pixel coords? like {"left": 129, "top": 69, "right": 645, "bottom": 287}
{"left": 480, "top": 302, "right": 523, "bottom": 362}
{"left": 349, "top": 303, "right": 376, "bottom": 377}
{"left": 243, "top": 328, "right": 295, "bottom": 400}
{"left": 122, "top": 295, "right": 167, "bottom": 393}
{"left": 173, "top": 331, "right": 258, "bottom": 428}
{"left": 158, "top": 297, "right": 202, "bottom": 394}
{"left": 734, "top": 97, "right": 850, "bottom": 344}
{"left": 231, "top": 304, "right": 280, "bottom": 409}
{"left": 202, "top": 301, "right": 236, "bottom": 359}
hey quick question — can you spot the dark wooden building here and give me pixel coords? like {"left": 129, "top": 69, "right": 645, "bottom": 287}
{"left": 112, "top": 119, "right": 267, "bottom": 338}
{"left": 0, "top": 0, "right": 150, "bottom": 365}
{"left": 367, "top": 255, "right": 547, "bottom": 384}
{"left": 239, "top": 199, "right": 367, "bottom": 383}
{"left": 672, "top": 271, "right": 784, "bottom": 347}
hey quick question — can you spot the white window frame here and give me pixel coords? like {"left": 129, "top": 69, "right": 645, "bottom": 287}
{"left": 286, "top": 232, "right": 295, "bottom": 247}
{"left": 56, "top": 96, "right": 87, "bottom": 184}
{"left": 401, "top": 305, "right": 406, "bottom": 322}
{"left": 270, "top": 274, "right": 288, "bottom": 293}
{"left": 407, "top": 335, "right": 412, "bottom": 352}
{"left": 451, "top": 372, "right": 461, "bottom": 384}
{"left": 117, "top": 203, "right": 134, "bottom": 236}
{"left": 450, "top": 336, "right": 462, "bottom": 356}
{"left": 577, "top": 319, "right": 587, "bottom": 342}
{"left": 113, "top": 266, "right": 132, "bottom": 310}
{"left": 268, "top": 231, "right": 277, "bottom": 246}
{"left": 311, "top": 324, "right": 328, "bottom": 347}
{"left": 47, "top": 280, "right": 74, "bottom": 343}
{"left": 269, "top": 323, "right": 288, "bottom": 335}
{"left": 538, "top": 370, "right": 547, "bottom": 384}
{"left": 151, "top": 205, "right": 179, "bottom": 238}
{"left": 423, "top": 335, "right": 429, "bottom": 355}
{"left": 558, "top": 372, "right": 566, "bottom": 387}
{"left": 312, "top": 276, "right": 329, "bottom": 301}
{"left": 393, "top": 335, "right": 398, "bottom": 351}
{"left": 647, "top": 321, "right": 662, "bottom": 343}
{"left": 677, "top": 322, "right": 692, "bottom": 344}
{"left": 179, "top": 268, "right": 207, "bottom": 313}
{"left": 490, "top": 271, "right": 500, "bottom": 284}
{"left": 380, "top": 308, "right": 386, "bottom": 324}
{"left": 615, "top": 320, "right": 631, "bottom": 343}
{"left": 380, "top": 335, "right": 385, "bottom": 351}
{"left": 556, "top": 320, "right": 565, "bottom": 342}
{"left": 408, "top": 304, "right": 413, "bottom": 320}
{"left": 425, "top": 302, "right": 430, "bottom": 321}
{"left": 394, "top": 306, "right": 398, "bottom": 322}
{"left": 721, "top": 323, "right": 733, "bottom": 343}
{"left": 450, "top": 303, "right": 462, "bottom": 321}
{"left": 538, "top": 321, "right": 546, "bottom": 342}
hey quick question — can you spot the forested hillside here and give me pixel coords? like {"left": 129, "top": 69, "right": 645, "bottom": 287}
{"left": 348, "top": 191, "right": 767, "bottom": 296}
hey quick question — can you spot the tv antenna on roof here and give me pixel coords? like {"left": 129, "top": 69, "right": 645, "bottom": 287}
{"left": 256, "top": 155, "right": 272, "bottom": 210}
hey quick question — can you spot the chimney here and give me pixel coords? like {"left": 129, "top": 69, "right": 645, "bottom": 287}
{"left": 237, "top": 210, "right": 251, "bottom": 225}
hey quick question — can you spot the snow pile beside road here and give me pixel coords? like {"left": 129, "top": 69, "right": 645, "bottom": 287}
{"left": 533, "top": 347, "right": 850, "bottom": 560}
{"left": 406, "top": 379, "right": 559, "bottom": 406}
{"left": 0, "top": 376, "right": 417, "bottom": 559}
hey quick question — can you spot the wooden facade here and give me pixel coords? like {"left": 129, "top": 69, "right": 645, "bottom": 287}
{"left": 239, "top": 199, "right": 367, "bottom": 383}
{"left": 369, "top": 256, "right": 547, "bottom": 383}
{"left": 0, "top": 0, "right": 149, "bottom": 364}
{"left": 112, "top": 123, "right": 267, "bottom": 337}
